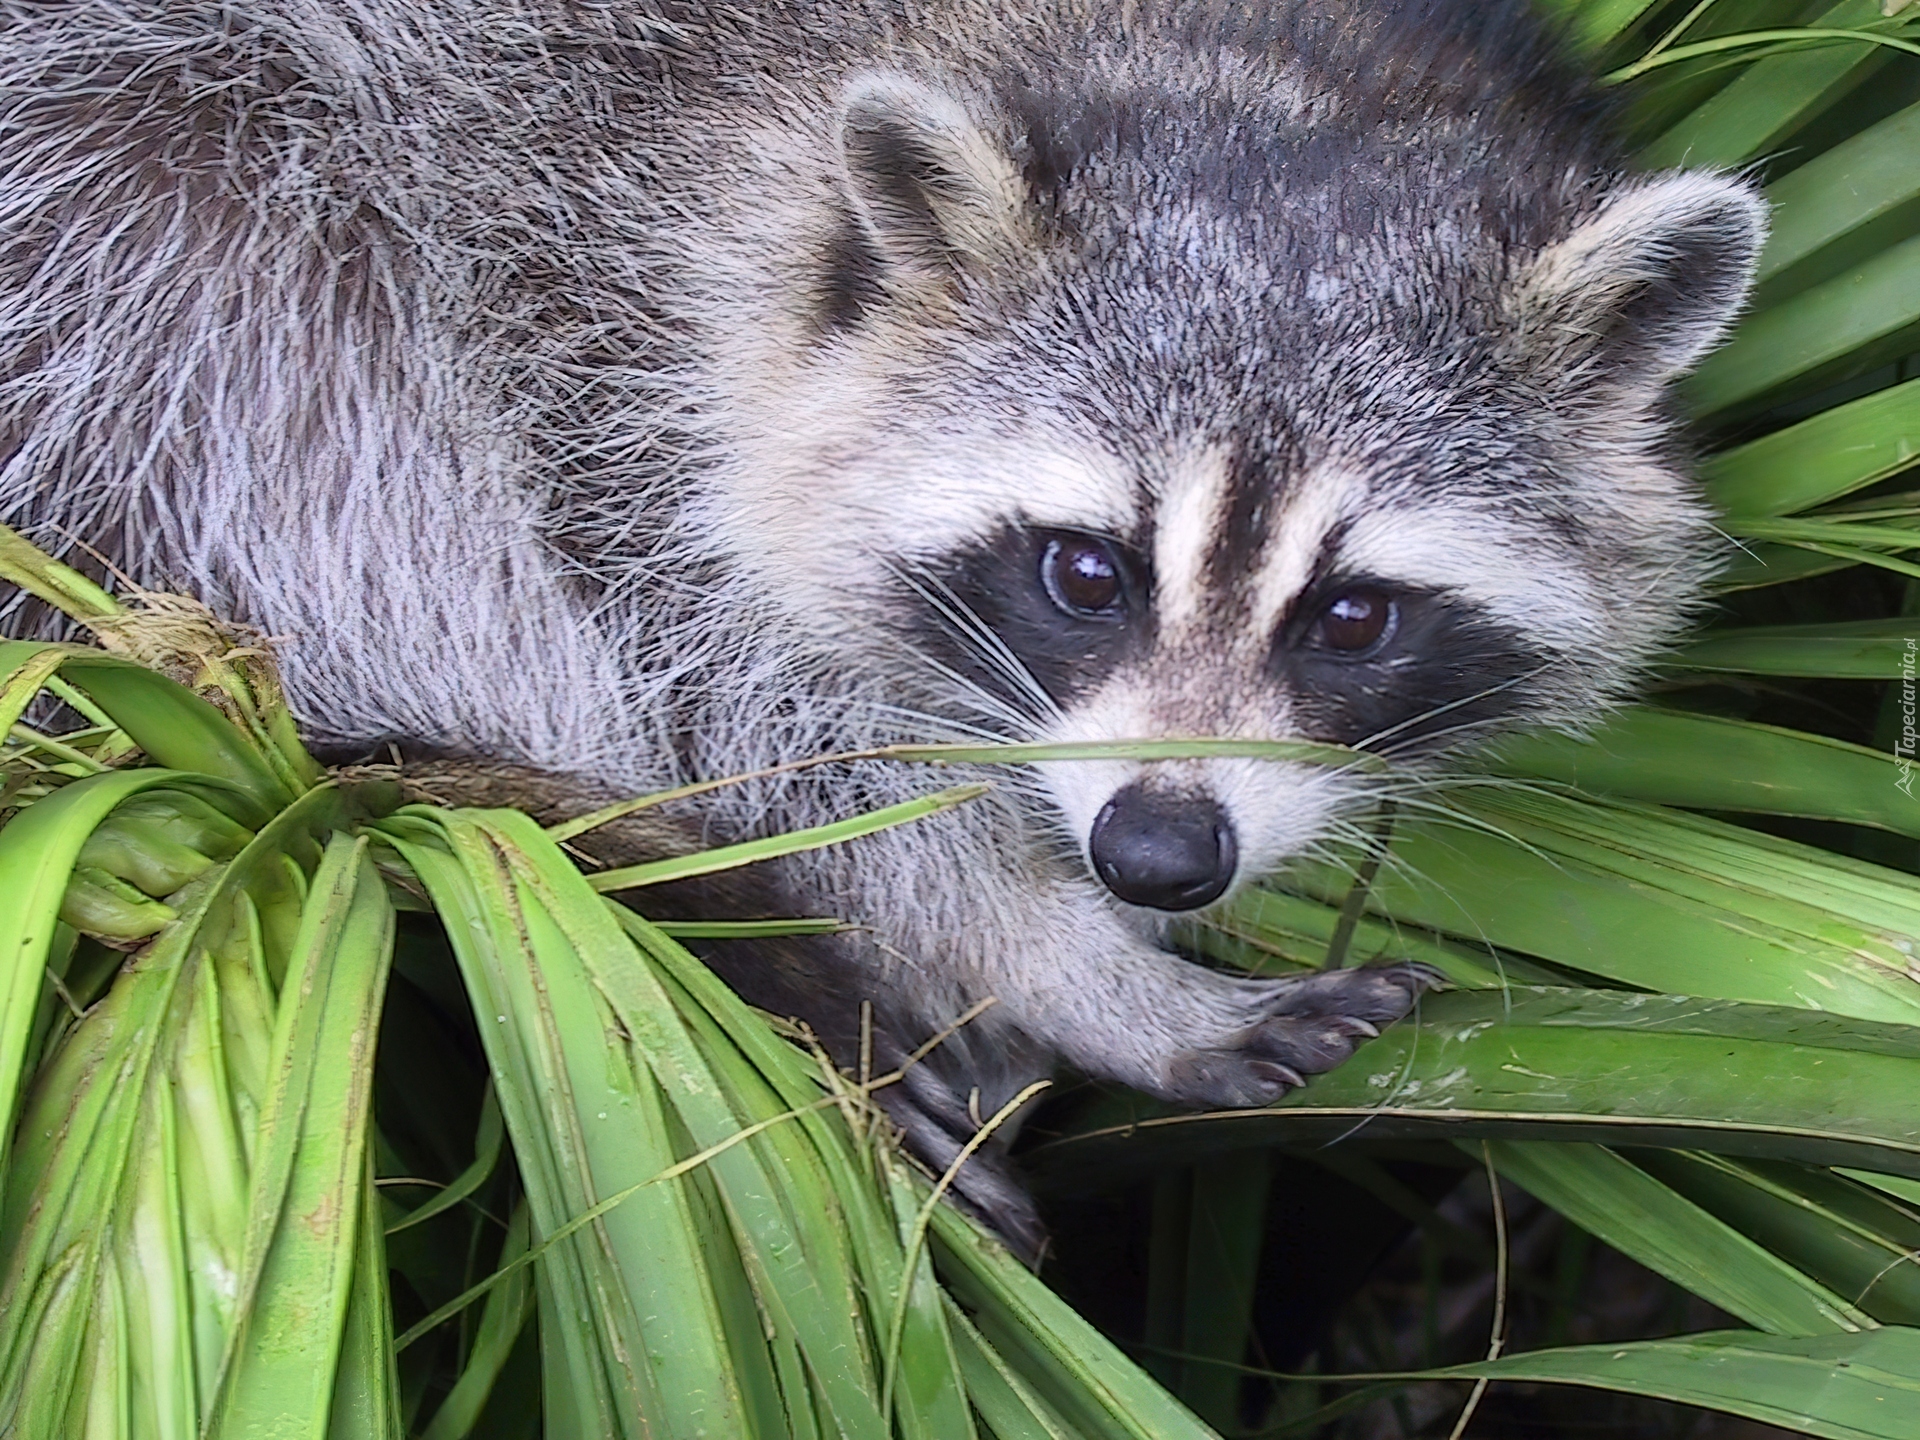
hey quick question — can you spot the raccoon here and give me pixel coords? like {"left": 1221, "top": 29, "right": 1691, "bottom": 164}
{"left": 0, "top": 0, "right": 1764, "bottom": 1253}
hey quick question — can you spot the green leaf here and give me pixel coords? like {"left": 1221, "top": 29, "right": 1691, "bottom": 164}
{"left": 1674, "top": 618, "right": 1915, "bottom": 677}
{"left": 1439, "top": 1326, "right": 1920, "bottom": 1440}
{"left": 1726, "top": 517, "right": 1920, "bottom": 551}
{"left": 384, "top": 1087, "right": 505, "bottom": 1238}
{"left": 1685, "top": 234, "right": 1920, "bottom": 422}
{"left": 0, "top": 767, "right": 247, "bottom": 1171}
{"left": 0, "top": 522, "right": 120, "bottom": 621}
{"left": 1164, "top": 1152, "right": 1272, "bottom": 1429}
{"left": 57, "top": 863, "right": 178, "bottom": 939}
{"left": 76, "top": 790, "right": 251, "bottom": 895}
{"left": 652, "top": 918, "right": 849, "bottom": 940}
{"left": 207, "top": 834, "right": 397, "bottom": 1438}
{"left": 379, "top": 813, "right": 748, "bottom": 1439}
{"left": 1204, "top": 885, "right": 1553, "bottom": 988}
{"left": 1715, "top": 543, "right": 1862, "bottom": 591}
{"left": 931, "top": 1203, "right": 1220, "bottom": 1440}
{"left": 0, "top": 785, "right": 352, "bottom": 1433}
{"left": 1633, "top": 1, "right": 1899, "bottom": 166}
{"left": 1632, "top": 1153, "right": 1920, "bottom": 1327}
{"left": 328, "top": 1145, "right": 405, "bottom": 1440}
{"left": 0, "top": 640, "right": 292, "bottom": 822}
{"left": 1703, "top": 376, "right": 1920, "bottom": 519}
{"left": 496, "top": 813, "right": 899, "bottom": 1440}
{"left": 1757, "top": 99, "right": 1920, "bottom": 296}
{"left": 1488, "top": 709, "right": 1920, "bottom": 837}
{"left": 1026, "top": 989, "right": 1920, "bottom": 1194}
{"left": 418, "top": 1203, "right": 535, "bottom": 1440}
{"left": 943, "top": 1298, "right": 1081, "bottom": 1440}
{"left": 1485, "top": 1142, "right": 1874, "bottom": 1334}
{"left": 1547, "top": 0, "right": 1662, "bottom": 49}
{"left": 1280, "top": 790, "right": 1920, "bottom": 1026}
{"left": 0, "top": 644, "right": 78, "bottom": 740}
{"left": 879, "top": 1156, "right": 981, "bottom": 1440}
{"left": 584, "top": 783, "right": 987, "bottom": 891}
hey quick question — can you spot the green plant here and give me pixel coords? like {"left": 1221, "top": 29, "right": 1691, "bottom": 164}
{"left": 4, "top": 3, "right": 1920, "bottom": 1437}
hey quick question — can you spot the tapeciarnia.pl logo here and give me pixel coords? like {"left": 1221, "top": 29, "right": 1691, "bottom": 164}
{"left": 1897, "top": 638, "right": 1917, "bottom": 799}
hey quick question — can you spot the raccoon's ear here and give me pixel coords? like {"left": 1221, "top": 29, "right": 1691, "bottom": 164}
{"left": 836, "top": 74, "right": 1030, "bottom": 285}
{"left": 1509, "top": 172, "right": 1768, "bottom": 393}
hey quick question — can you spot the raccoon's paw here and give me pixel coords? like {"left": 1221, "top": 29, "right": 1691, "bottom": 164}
{"left": 881, "top": 1058, "right": 1049, "bottom": 1265}
{"left": 1164, "top": 963, "right": 1444, "bottom": 1108}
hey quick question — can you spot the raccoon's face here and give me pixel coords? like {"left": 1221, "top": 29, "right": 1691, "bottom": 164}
{"left": 863, "top": 429, "right": 1612, "bottom": 912}
{"left": 704, "top": 66, "right": 1765, "bottom": 914}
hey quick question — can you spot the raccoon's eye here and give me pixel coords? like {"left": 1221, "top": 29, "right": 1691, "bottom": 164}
{"left": 1040, "top": 534, "right": 1124, "bottom": 618}
{"left": 1314, "top": 587, "right": 1395, "bottom": 653}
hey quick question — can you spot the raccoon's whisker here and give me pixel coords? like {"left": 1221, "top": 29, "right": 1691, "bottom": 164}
{"left": 889, "top": 564, "right": 1063, "bottom": 727}
{"left": 1372, "top": 714, "right": 1519, "bottom": 757}
{"left": 857, "top": 580, "right": 1046, "bottom": 739}
{"left": 884, "top": 641, "right": 1044, "bottom": 740}
{"left": 1358, "top": 662, "right": 1554, "bottom": 754}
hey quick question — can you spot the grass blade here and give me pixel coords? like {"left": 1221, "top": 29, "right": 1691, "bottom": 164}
{"left": 1279, "top": 790, "right": 1920, "bottom": 1025}
{"left": 1675, "top": 618, "right": 1913, "bottom": 677}
{"left": 583, "top": 783, "right": 986, "bottom": 891}
{"left": 1633, "top": 1, "right": 1896, "bottom": 166}
{"left": 931, "top": 1203, "right": 1219, "bottom": 1440}
{"left": 1633, "top": 1153, "right": 1920, "bottom": 1327}
{"left": 380, "top": 814, "right": 748, "bottom": 1438}
{"left": 419, "top": 1203, "right": 535, "bottom": 1440}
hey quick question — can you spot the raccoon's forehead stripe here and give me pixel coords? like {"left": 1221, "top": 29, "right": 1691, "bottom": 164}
{"left": 1246, "top": 461, "right": 1363, "bottom": 635}
{"left": 1152, "top": 446, "right": 1235, "bottom": 636}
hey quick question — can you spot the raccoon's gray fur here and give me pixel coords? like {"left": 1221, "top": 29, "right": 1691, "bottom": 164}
{"left": 0, "top": 0, "right": 1765, "bottom": 1252}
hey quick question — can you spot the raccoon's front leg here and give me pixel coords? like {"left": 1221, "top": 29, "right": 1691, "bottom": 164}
{"left": 985, "top": 896, "right": 1441, "bottom": 1110}
{"left": 1152, "top": 962, "right": 1443, "bottom": 1107}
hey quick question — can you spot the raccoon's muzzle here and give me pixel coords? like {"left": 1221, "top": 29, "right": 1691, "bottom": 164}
{"left": 1088, "top": 783, "right": 1237, "bottom": 911}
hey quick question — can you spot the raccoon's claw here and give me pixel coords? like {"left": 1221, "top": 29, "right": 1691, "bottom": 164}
{"left": 1163, "top": 962, "right": 1441, "bottom": 1109}
{"left": 1253, "top": 1060, "right": 1307, "bottom": 1089}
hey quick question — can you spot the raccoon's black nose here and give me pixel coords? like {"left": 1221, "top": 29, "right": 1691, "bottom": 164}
{"left": 1088, "top": 785, "right": 1238, "bottom": 911}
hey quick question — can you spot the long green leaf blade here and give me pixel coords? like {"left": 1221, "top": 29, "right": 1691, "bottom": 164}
{"left": 1439, "top": 1327, "right": 1920, "bottom": 1440}
{"left": 1028, "top": 990, "right": 1920, "bottom": 1194}
{"left": 1635, "top": 0, "right": 1892, "bottom": 168}
{"left": 1486, "top": 1141, "right": 1873, "bottom": 1334}
{"left": 207, "top": 835, "right": 396, "bottom": 1439}
{"left": 1686, "top": 235, "right": 1920, "bottom": 421}
{"left": 1757, "top": 99, "right": 1920, "bottom": 292}
{"left": 0, "top": 767, "right": 238, "bottom": 1169}
{"left": 1489, "top": 709, "right": 1917, "bottom": 836}
{"left": 1702, "top": 376, "right": 1920, "bottom": 518}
